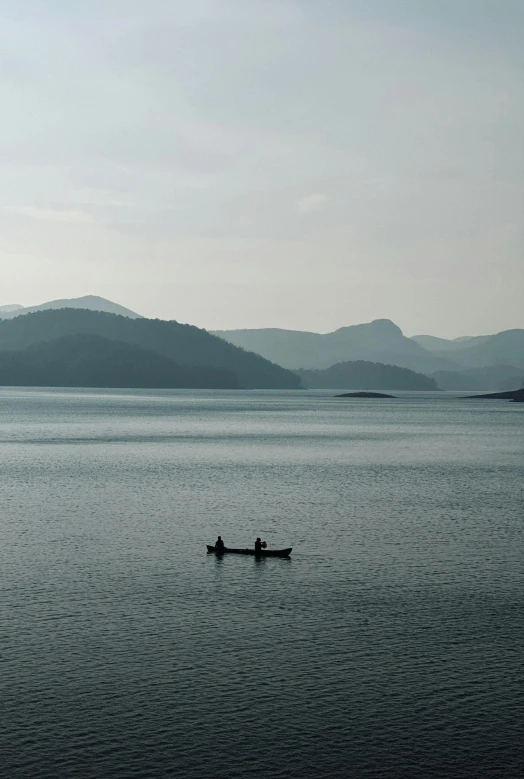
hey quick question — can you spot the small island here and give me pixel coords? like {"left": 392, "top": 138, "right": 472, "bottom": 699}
{"left": 335, "top": 391, "right": 396, "bottom": 399}
{"left": 466, "top": 388, "right": 524, "bottom": 403}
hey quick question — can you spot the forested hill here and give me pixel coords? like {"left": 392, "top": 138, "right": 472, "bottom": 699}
{"left": 297, "top": 360, "right": 438, "bottom": 391}
{"left": 213, "top": 319, "right": 455, "bottom": 374}
{"left": 0, "top": 335, "right": 239, "bottom": 389}
{"left": 0, "top": 309, "right": 301, "bottom": 389}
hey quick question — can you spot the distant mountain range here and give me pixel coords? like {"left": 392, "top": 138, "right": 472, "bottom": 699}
{"left": 430, "top": 365, "right": 524, "bottom": 392}
{"left": 0, "top": 309, "right": 301, "bottom": 390}
{"left": 0, "top": 295, "right": 141, "bottom": 320}
{"left": 213, "top": 320, "right": 458, "bottom": 374}
{"left": 412, "top": 330, "right": 524, "bottom": 370}
{"left": 297, "top": 361, "right": 438, "bottom": 391}
{"left": 0, "top": 296, "right": 522, "bottom": 391}
{"left": 214, "top": 319, "right": 524, "bottom": 389}
{"left": 0, "top": 304, "right": 25, "bottom": 313}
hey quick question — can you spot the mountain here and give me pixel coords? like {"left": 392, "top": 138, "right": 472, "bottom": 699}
{"left": 297, "top": 360, "right": 438, "bottom": 391}
{"left": 213, "top": 319, "right": 457, "bottom": 374}
{"left": 446, "top": 330, "right": 524, "bottom": 369}
{"left": 412, "top": 334, "right": 490, "bottom": 353}
{"left": 431, "top": 364, "right": 524, "bottom": 392}
{"left": 0, "top": 334, "right": 240, "bottom": 389}
{"left": 412, "top": 329, "right": 524, "bottom": 369}
{"left": 0, "top": 304, "right": 24, "bottom": 313}
{"left": 0, "top": 309, "right": 301, "bottom": 389}
{"left": 412, "top": 333, "right": 497, "bottom": 351}
{"left": 0, "top": 295, "right": 142, "bottom": 320}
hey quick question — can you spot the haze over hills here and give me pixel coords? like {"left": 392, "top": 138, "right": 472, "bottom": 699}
{"left": 412, "top": 329, "right": 524, "bottom": 370}
{"left": 0, "top": 309, "right": 300, "bottom": 390}
{"left": 1, "top": 296, "right": 521, "bottom": 390}
{"left": 215, "top": 319, "right": 524, "bottom": 387}
{"left": 0, "top": 304, "right": 25, "bottom": 313}
{"left": 0, "top": 334, "right": 239, "bottom": 389}
{"left": 213, "top": 320, "right": 458, "bottom": 374}
{"left": 297, "top": 361, "right": 438, "bottom": 391}
{"left": 431, "top": 365, "right": 524, "bottom": 392}
{"left": 412, "top": 334, "right": 491, "bottom": 352}
{"left": 0, "top": 295, "right": 141, "bottom": 320}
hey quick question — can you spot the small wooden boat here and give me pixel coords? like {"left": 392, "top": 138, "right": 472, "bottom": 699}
{"left": 206, "top": 545, "right": 292, "bottom": 558}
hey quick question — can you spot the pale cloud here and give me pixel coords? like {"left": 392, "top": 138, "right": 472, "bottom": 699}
{"left": 294, "top": 194, "right": 328, "bottom": 214}
{"left": 7, "top": 206, "right": 99, "bottom": 224}
{"left": 0, "top": 0, "right": 523, "bottom": 336}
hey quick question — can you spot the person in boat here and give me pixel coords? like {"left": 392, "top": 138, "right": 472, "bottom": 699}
{"left": 215, "top": 536, "right": 225, "bottom": 552}
{"left": 254, "top": 537, "right": 262, "bottom": 554}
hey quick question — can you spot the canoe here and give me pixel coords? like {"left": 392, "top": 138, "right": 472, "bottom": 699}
{"left": 207, "top": 545, "right": 292, "bottom": 558}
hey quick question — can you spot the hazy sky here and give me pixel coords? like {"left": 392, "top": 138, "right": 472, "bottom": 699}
{"left": 1, "top": 0, "right": 523, "bottom": 336}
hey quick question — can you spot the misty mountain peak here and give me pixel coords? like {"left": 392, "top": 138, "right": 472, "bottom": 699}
{"left": 0, "top": 295, "right": 142, "bottom": 320}
{"left": 333, "top": 319, "right": 403, "bottom": 338}
{"left": 0, "top": 304, "right": 24, "bottom": 312}
{"left": 369, "top": 319, "right": 403, "bottom": 334}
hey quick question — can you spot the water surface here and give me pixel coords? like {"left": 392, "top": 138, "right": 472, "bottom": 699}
{"left": 1, "top": 389, "right": 523, "bottom": 778}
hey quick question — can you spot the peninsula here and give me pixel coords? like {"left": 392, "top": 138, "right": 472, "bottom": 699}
{"left": 466, "top": 388, "right": 524, "bottom": 403}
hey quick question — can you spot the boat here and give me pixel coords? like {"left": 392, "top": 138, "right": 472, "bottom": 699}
{"left": 206, "top": 545, "right": 292, "bottom": 558}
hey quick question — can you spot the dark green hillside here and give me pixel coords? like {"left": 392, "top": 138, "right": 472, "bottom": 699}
{"left": 297, "top": 360, "right": 438, "bottom": 391}
{"left": 0, "top": 334, "right": 239, "bottom": 389}
{"left": 0, "top": 309, "right": 301, "bottom": 389}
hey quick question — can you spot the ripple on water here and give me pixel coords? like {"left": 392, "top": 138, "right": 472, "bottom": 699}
{"left": 0, "top": 389, "right": 523, "bottom": 778}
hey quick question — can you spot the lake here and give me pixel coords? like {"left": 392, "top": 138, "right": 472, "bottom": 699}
{"left": 1, "top": 388, "right": 522, "bottom": 778}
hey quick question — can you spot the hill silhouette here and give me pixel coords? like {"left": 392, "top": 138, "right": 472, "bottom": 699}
{"left": 213, "top": 319, "right": 456, "bottom": 374}
{"left": 0, "top": 334, "right": 240, "bottom": 389}
{"left": 297, "top": 360, "right": 438, "bottom": 390}
{"left": 431, "top": 364, "right": 524, "bottom": 391}
{"left": 0, "top": 309, "right": 301, "bottom": 389}
{"left": 0, "top": 304, "right": 24, "bottom": 314}
{"left": 0, "top": 295, "right": 141, "bottom": 320}
{"left": 412, "top": 329, "right": 524, "bottom": 369}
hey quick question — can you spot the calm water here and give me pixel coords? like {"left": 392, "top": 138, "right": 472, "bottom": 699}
{"left": 1, "top": 388, "right": 523, "bottom": 779}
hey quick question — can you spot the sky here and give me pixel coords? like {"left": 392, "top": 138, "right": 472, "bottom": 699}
{"left": 1, "top": 0, "right": 523, "bottom": 337}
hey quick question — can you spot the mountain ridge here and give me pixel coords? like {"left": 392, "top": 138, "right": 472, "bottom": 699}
{"left": 297, "top": 360, "right": 438, "bottom": 391}
{"left": 412, "top": 329, "right": 524, "bottom": 370}
{"left": 0, "top": 309, "right": 301, "bottom": 390}
{"left": 431, "top": 364, "right": 524, "bottom": 392}
{"left": 2, "top": 296, "right": 521, "bottom": 378}
{"left": 0, "top": 304, "right": 24, "bottom": 313}
{"left": 213, "top": 319, "right": 458, "bottom": 374}
{"left": 0, "top": 295, "right": 142, "bottom": 320}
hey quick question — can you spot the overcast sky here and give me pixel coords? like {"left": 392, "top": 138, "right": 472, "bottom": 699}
{"left": 1, "top": 0, "right": 523, "bottom": 336}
